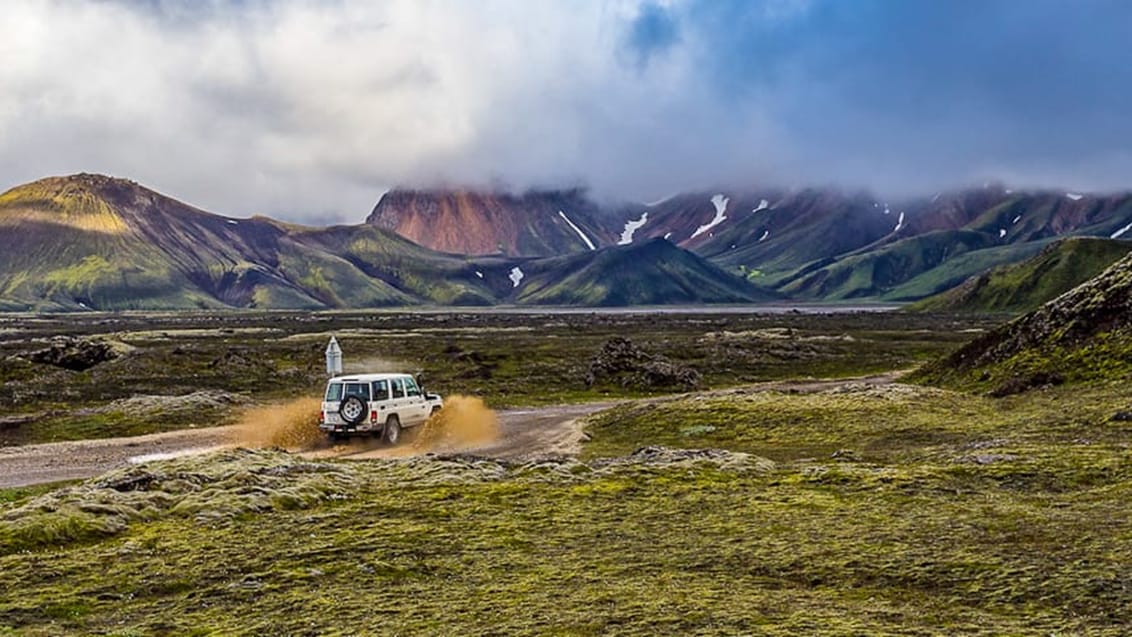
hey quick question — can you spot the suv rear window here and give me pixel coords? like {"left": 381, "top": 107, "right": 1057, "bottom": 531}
{"left": 344, "top": 383, "right": 371, "bottom": 400}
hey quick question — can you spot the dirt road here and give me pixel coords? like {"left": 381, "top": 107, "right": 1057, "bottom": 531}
{"left": 0, "top": 402, "right": 615, "bottom": 488}
{"left": 0, "top": 372, "right": 903, "bottom": 488}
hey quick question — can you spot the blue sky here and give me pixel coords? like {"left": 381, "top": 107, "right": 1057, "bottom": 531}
{"left": 1, "top": 0, "right": 1130, "bottom": 221}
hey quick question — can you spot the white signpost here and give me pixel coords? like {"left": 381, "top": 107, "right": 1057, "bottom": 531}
{"left": 325, "top": 336, "right": 342, "bottom": 376}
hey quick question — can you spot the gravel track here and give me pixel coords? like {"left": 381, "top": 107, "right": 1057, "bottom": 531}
{"left": 0, "top": 372, "right": 902, "bottom": 488}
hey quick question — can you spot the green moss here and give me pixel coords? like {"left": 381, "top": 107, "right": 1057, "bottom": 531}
{"left": 1, "top": 414, "right": 1129, "bottom": 634}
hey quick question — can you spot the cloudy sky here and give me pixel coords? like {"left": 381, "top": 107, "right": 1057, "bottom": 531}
{"left": 3, "top": 0, "right": 1131, "bottom": 223}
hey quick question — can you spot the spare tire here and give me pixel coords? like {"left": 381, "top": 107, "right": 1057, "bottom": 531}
{"left": 339, "top": 395, "right": 368, "bottom": 425}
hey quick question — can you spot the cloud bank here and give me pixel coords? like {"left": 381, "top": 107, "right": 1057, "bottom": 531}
{"left": 2, "top": 0, "right": 1131, "bottom": 222}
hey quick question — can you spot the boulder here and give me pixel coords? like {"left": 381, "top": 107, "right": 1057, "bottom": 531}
{"left": 28, "top": 336, "right": 125, "bottom": 371}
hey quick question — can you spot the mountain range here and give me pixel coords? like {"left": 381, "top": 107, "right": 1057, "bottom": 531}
{"left": 2, "top": 173, "right": 1132, "bottom": 310}
{"left": 0, "top": 174, "right": 766, "bottom": 311}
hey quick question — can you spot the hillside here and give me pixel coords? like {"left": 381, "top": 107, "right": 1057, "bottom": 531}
{"left": 909, "top": 237, "right": 1132, "bottom": 313}
{"left": 0, "top": 174, "right": 328, "bottom": 310}
{"left": 913, "top": 249, "right": 1132, "bottom": 391}
{"left": 510, "top": 238, "right": 776, "bottom": 306}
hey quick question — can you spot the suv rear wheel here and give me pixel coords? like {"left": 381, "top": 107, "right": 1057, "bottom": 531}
{"left": 384, "top": 415, "right": 401, "bottom": 445}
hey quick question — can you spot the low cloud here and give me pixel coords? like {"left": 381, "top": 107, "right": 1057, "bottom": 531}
{"left": 2, "top": 0, "right": 1130, "bottom": 222}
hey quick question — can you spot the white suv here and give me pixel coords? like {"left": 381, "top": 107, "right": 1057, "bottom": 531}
{"left": 319, "top": 373, "right": 442, "bottom": 444}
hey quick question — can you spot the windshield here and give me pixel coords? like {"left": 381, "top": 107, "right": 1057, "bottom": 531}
{"left": 325, "top": 382, "right": 343, "bottom": 401}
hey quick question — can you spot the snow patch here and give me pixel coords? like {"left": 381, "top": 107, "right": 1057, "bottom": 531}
{"left": 226, "top": 219, "right": 238, "bottom": 225}
{"left": 931, "top": 192, "right": 941, "bottom": 203}
{"left": 758, "top": 230, "right": 770, "bottom": 242}
{"left": 1066, "top": 193, "right": 1084, "bottom": 201}
{"left": 618, "top": 212, "right": 648, "bottom": 245}
{"left": 691, "top": 194, "right": 730, "bottom": 239}
{"left": 558, "top": 211, "right": 596, "bottom": 250}
{"left": 893, "top": 212, "right": 905, "bottom": 233}
{"left": 508, "top": 267, "right": 524, "bottom": 288}
{"left": 475, "top": 271, "right": 484, "bottom": 279}
{"left": 1012, "top": 215, "right": 1022, "bottom": 224}
{"left": 883, "top": 204, "right": 891, "bottom": 215}
{"left": 77, "top": 301, "right": 89, "bottom": 309}
{"left": 999, "top": 228, "right": 1007, "bottom": 238}
{"left": 663, "top": 232, "right": 673, "bottom": 240}
{"left": 1005, "top": 189, "right": 1014, "bottom": 194}
{"left": 1111, "top": 221, "right": 1132, "bottom": 239}
{"left": 752, "top": 199, "right": 769, "bottom": 213}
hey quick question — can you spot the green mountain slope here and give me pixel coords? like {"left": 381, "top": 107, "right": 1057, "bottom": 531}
{"left": 513, "top": 238, "right": 777, "bottom": 306}
{"left": 908, "top": 237, "right": 1132, "bottom": 313}
{"left": 0, "top": 175, "right": 442, "bottom": 310}
{"left": 777, "top": 230, "right": 1002, "bottom": 300}
{"left": 913, "top": 249, "right": 1132, "bottom": 391}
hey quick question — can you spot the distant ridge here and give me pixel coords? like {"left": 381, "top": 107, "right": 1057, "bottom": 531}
{"left": 367, "top": 184, "right": 1132, "bottom": 303}
{"left": 0, "top": 174, "right": 771, "bottom": 310}
{"left": 511, "top": 238, "right": 776, "bottom": 306}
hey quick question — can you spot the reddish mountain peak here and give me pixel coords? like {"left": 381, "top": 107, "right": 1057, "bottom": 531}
{"left": 366, "top": 187, "right": 610, "bottom": 257}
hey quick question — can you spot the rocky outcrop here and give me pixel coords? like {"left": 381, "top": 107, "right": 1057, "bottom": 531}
{"left": 586, "top": 337, "right": 700, "bottom": 390}
{"left": 941, "top": 251, "right": 1132, "bottom": 372}
{"left": 915, "top": 250, "right": 1132, "bottom": 392}
{"left": 28, "top": 336, "right": 129, "bottom": 371}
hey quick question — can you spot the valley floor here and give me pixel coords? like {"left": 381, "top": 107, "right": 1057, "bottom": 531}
{"left": 1, "top": 373, "right": 1129, "bottom": 635}
{"left": 0, "top": 311, "right": 1128, "bottom": 635}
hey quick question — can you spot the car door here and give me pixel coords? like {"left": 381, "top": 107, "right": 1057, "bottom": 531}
{"left": 402, "top": 376, "right": 428, "bottom": 425}
{"left": 370, "top": 379, "right": 390, "bottom": 424}
{"left": 389, "top": 377, "right": 408, "bottom": 424}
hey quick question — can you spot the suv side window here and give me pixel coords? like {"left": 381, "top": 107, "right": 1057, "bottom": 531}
{"left": 391, "top": 378, "right": 405, "bottom": 399}
{"left": 404, "top": 377, "right": 421, "bottom": 397}
{"left": 371, "top": 380, "right": 389, "bottom": 401}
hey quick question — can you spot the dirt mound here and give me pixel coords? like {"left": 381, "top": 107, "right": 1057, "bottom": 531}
{"left": 586, "top": 337, "right": 700, "bottom": 390}
{"left": 232, "top": 397, "right": 324, "bottom": 450}
{"left": 27, "top": 336, "right": 129, "bottom": 371}
{"left": 0, "top": 449, "right": 356, "bottom": 552}
{"left": 411, "top": 395, "right": 499, "bottom": 452}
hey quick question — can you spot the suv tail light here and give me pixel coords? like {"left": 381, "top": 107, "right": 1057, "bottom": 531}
{"left": 319, "top": 410, "right": 325, "bottom": 423}
{"left": 370, "top": 410, "right": 378, "bottom": 423}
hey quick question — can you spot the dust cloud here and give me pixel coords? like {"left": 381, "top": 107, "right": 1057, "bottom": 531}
{"left": 410, "top": 395, "right": 499, "bottom": 453}
{"left": 230, "top": 394, "right": 499, "bottom": 457}
{"left": 232, "top": 397, "right": 324, "bottom": 450}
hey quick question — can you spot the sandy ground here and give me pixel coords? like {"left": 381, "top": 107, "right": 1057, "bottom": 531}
{"left": 0, "top": 372, "right": 902, "bottom": 488}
